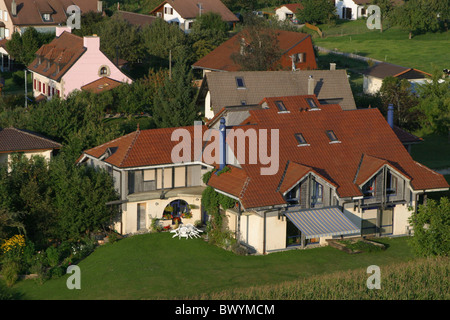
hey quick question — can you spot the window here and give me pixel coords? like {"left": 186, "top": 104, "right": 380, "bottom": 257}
{"left": 306, "top": 98, "right": 318, "bottom": 109}
{"left": 386, "top": 172, "right": 398, "bottom": 195}
{"left": 235, "top": 77, "right": 246, "bottom": 89}
{"left": 363, "top": 177, "right": 376, "bottom": 197}
{"left": 294, "top": 52, "right": 305, "bottom": 63}
{"left": 295, "top": 133, "right": 307, "bottom": 145}
{"left": 275, "top": 100, "right": 287, "bottom": 112}
{"left": 164, "top": 7, "right": 173, "bottom": 15}
{"left": 241, "top": 100, "right": 247, "bottom": 105}
{"left": 311, "top": 181, "right": 323, "bottom": 207}
{"left": 42, "top": 14, "right": 51, "bottom": 21}
{"left": 326, "top": 130, "right": 339, "bottom": 142}
{"left": 99, "top": 66, "right": 108, "bottom": 76}
{"left": 286, "top": 185, "right": 300, "bottom": 205}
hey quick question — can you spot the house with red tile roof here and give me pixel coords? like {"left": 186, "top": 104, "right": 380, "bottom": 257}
{"left": 192, "top": 29, "right": 317, "bottom": 75}
{"left": 150, "top": 0, "right": 238, "bottom": 33}
{"left": 0, "top": 127, "right": 61, "bottom": 165}
{"left": 77, "top": 125, "right": 213, "bottom": 234}
{"left": 0, "top": 0, "right": 103, "bottom": 39}
{"left": 27, "top": 26, "right": 132, "bottom": 100}
{"left": 78, "top": 95, "right": 448, "bottom": 251}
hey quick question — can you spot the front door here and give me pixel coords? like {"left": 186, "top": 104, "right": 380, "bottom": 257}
{"left": 137, "top": 203, "right": 146, "bottom": 231}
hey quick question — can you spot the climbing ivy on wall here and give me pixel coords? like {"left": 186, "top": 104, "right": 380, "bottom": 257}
{"left": 201, "top": 168, "right": 237, "bottom": 248}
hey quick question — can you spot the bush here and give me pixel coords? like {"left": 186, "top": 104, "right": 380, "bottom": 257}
{"left": 1, "top": 259, "right": 21, "bottom": 287}
{"left": 12, "top": 71, "right": 25, "bottom": 87}
{"left": 45, "top": 246, "right": 60, "bottom": 268}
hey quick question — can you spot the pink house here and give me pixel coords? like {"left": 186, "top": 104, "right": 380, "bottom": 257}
{"left": 27, "top": 27, "right": 132, "bottom": 100}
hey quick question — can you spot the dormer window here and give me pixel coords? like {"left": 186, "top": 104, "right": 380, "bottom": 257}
{"left": 42, "top": 13, "right": 52, "bottom": 22}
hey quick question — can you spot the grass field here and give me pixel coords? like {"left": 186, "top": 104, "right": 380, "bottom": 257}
{"left": 410, "top": 133, "right": 450, "bottom": 170}
{"left": 192, "top": 256, "right": 449, "bottom": 300}
{"left": 9, "top": 233, "right": 417, "bottom": 300}
{"left": 313, "top": 20, "right": 450, "bottom": 73}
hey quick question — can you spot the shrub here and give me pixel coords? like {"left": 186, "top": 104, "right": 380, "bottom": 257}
{"left": 45, "top": 246, "right": 60, "bottom": 268}
{"left": 1, "top": 259, "right": 21, "bottom": 287}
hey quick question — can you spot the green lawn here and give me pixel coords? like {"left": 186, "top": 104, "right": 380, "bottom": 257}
{"left": 410, "top": 133, "right": 450, "bottom": 170}
{"left": 11, "top": 233, "right": 416, "bottom": 300}
{"left": 313, "top": 20, "right": 450, "bottom": 73}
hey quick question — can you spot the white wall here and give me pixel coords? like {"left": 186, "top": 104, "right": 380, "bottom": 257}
{"left": 336, "top": 0, "right": 363, "bottom": 20}
{"left": 275, "top": 7, "right": 295, "bottom": 21}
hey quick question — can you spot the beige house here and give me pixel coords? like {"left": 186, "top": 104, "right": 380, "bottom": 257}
{"left": 0, "top": 127, "right": 61, "bottom": 166}
{"left": 79, "top": 94, "right": 448, "bottom": 254}
{"left": 77, "top": 126, "right": 212, "bottom": 235}
{"left": 362, "top": 62, "right": 432, "bottom": 94}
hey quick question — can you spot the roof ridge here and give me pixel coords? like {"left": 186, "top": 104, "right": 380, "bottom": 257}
{"left": 119, "top": 130, "right": 141, "bottom": 167}
{"left": 7, "top": 127, "right": 61, "bottom": 147}
{"left": 85, "top": 131, "right": 137, "bottom": 153}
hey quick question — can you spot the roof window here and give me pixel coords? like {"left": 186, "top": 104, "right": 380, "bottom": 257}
{"left": 275, "top": 100, "right": 287, "bottom": 112}
{"left": 235, "top": 77, "right": 246, "bottom": 89}
{"left": 306, "top": 98, "right": 319, "bottom": 109}
{"left": 326, "top": 130, "right": 340, "bottom": 143}
{"left": 295, "top": 133, "right": 309, "bottom": 146}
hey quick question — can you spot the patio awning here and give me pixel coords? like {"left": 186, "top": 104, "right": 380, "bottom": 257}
{"left": 285, "top": 207, "right": 360, "bottom": 239}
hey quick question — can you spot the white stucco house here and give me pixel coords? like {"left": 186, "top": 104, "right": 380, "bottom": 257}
{"left": 362, "top": 62, "right": 432, "bottom": 94}
{"left": 335, "top": 0, "right": 370, "bottom": 20}
{"left": 275, "top": 3, "right": 303, "bottom": 22}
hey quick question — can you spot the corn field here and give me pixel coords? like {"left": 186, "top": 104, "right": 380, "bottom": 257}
{"left": 192, "top": 257, "right": 449, "bottom": 300}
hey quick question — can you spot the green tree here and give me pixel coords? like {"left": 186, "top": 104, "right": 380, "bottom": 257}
{"left": 393, "top": 0, "right": 440, "bottom": 39}
{"left": 5, "top": 28, "right": 53, "bottom": 66}
{"left": 152, "top": 51, "right": 199, "bottom": 128}
{"left": 413, "top": 69, "right": 450, "bottom": 135}
{"left": 141, "top": 18, "right": 187, "bottom": 68}
{"left": 189, "top": 12, "right": 230, "bottom": 61}
{"left": 379, "top": 76, "right": 420, "bottom": 131}
{"left": 297, "top": 0, "right": 337, "bottom": 25}
{"left": 50, "top": 156, "right": 119, "bottom": 241}
{"left": 98, "top": 14, "right": 143, "bottom": 63}
{"left": 231, "top": 26, "right": 283, "bottom": 71}
{"left": 409, "top": 197, "right": 450, "bottom": 257}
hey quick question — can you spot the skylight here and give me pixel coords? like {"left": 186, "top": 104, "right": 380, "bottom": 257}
{"left": 306, "top": 98, "right": 319, "bottom": 109}
{"left": 295, "top": 133, "right": 308, "bottom": 146}
{"left": 275, "top": 100, "right": 287, "bottom": 112}
{"left": 236, "top": 77, "right": 246, "bottom": 89}
{"left": 326, "top": 130, "right": 339, "bottom": 143}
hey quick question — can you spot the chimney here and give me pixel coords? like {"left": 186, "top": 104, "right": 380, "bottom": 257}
{"left": 307, "top": 75, "right": 314, "bottom": 95}
{"left": 218, "top": 117, "right": 227, "bottom": 171}
{"left": 56, "top": 26, "right": 72, "bottom": 37}
{"left": 387, "top": 104, "right": 394, "bottom": 128}
{"left": 330, "top": 63, "right": 336, "bottom": 70}
{"left": 11, "top": 0, "right": 16, "bottom": 16}
{"left": 83, "top": 35, "right": 100, "bottom": 52}
{"left": 97, "top": 0, "right": 103, "bottom": 13}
